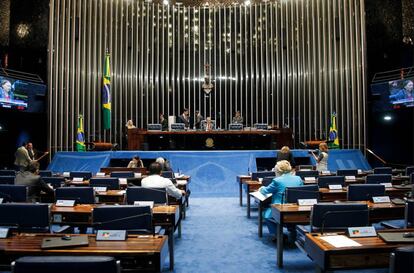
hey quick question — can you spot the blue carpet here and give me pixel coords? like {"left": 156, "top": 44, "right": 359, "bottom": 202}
{"left": 172, "top": 197, "right": 388, "bottom": 273}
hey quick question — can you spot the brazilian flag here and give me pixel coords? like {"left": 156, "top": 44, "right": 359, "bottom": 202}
{"left": 328, "top": 112, "right": 340, "bottom": 149}
{"left": 76, "top": 115, "right": 86, "bottom": 151}
{"left": 102, "top": 53, "right": 111, "bottom": 130}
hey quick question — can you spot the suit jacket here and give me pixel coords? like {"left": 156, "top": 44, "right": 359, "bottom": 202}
{"left": 15, "top": 171, "right": 54, "bottom": 202}
{"left": 177, "top": 114, "right": 190, "bottom": 127}
{"left": 14, "top": 146, "right": 32, "bottom": 168}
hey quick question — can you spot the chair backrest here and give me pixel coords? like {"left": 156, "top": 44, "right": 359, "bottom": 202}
{"left": 161, "top": 171, "right": 174, "bottom": 179}
{"left": 251, "top": 171, "right": 275, "bottom": 180}
{"left": 297, "top": 165, "right": 315, "bottom": 171}
{"left": 93, "top": 205, "right": 152, "bottom": 234}
{"left": 365, "top": 174, "right": 392, "bottom": 184}
{"left": 295, "top": 170, "right": 319, "bottom": 179}
{"left": 262, "top": 176, "right": 275, "bottom": 187}
{"left": 0, "top": 170, "right": 16, "bottom": 176}
{"left": 411, "top": 173, "right": 414, "bottom": 184}
{"left": 310, "top": 203, "right": 369, "bottom": 232}
{"left": 318, "top": 176, "right": 345, "bottom": 188}
{"left": 126, "top": 187, "right": 167, "bottom": 205}
{"left": 0, "top": 203, "right": 49, "bottom": 232}
{"left": 12, "top": 256, "right": 121, "bottom": 273}
{"left": 405, "top": 166, "right": 414, "bottom": 176}
{"left": 89, "top": 178, "right": 120, "bottom": 190}
{"left": 347, "top": 184, "right": 386, "bottom": 201}
{"left": 110, "top": 171, "right": 135, "bottom": 178}
{"left": 405, "top": 199, "right": 414, "bottom": 228}
{"left": 373, "top": 167, "right": 393, "bottom": 175}
{"left": 336, "top": 169, "right": 358, "bottom": 176}
{"left": 41, "top": 177, "right": 65, "bottom": 189}
{"left": 39, "top": 170, "right": 53, "bottom": 177}
{"left": 0, "top": 185, "right": 27, "bottom": 202}
{"left": 389, "top": 246, "right": 414, "bottom": 273}
{"left": 55, "top": 187, "right": 95, "bottom": 204}
{"left": 69, "top": 171, "right": 92, "bottom": 180}
{"left": 285, "top": 185, "right": 319, "bottom": 203}
{"left": 0, "top": 176, "right": 15, "bottom": 184}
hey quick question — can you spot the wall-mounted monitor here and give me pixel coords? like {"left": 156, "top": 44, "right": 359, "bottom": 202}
{"left": 371, "top": 78, "right": 414, "bottom": 112}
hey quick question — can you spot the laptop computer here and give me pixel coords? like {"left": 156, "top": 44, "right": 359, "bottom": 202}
{"left": 41, "top": 235, "right": 89, "bottom": 249}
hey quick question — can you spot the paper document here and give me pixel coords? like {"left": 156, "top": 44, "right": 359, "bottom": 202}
{"left": 176, "top": 180, "right": 187, "bottom": 186}
{"left": 320, "top": 235, "right": 361, "bottom": 248}
{"left": 249, "top": 191, "right": 272, "bottom": 201}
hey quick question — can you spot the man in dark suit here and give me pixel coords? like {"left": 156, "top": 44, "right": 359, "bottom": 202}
{"left": 177, "top": 108, "right": 190, "bottom": 128}
{"left": 15, "top": 161, "right": 54, "bottom": 202}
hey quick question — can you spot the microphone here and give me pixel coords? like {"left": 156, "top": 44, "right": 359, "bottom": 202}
{"left": 319, "top": 209, "right": 369, "bottom": 235}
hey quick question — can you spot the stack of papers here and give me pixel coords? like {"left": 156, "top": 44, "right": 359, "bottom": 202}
{"left": 320, "top": 235, "right": 361, "bottom": 248}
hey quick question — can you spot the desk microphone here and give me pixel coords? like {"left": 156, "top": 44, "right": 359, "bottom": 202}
{"left": 319, "top": 209, "right": 369, "bottom": 235}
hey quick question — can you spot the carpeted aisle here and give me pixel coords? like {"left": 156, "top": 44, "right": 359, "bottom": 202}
{"left": 172, "top": 197, "right": 389, "bottom": 273}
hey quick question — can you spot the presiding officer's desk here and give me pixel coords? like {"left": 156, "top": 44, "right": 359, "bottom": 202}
{"left": 0, "top": 233, "right": 168, "bottom": 272}
{"left": 127, "top": 128, "right": 293, "bottom": 150}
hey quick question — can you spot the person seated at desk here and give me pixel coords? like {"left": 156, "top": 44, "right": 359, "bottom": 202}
{"left": 232, "top": 110, "right": 243, "bottom": 124}
{"left": 259, "top": 160, "right": 303, "bottom": 238}
{"left": 127, "top": 156, "right": 144, "bottom": 168}
{"left": 201, "top": 117, "right": 215, "bottom": 131}
{"left": 141, "top": 162, "right": 185, "bottom": 199}
{"left": 276, "top": 146, "right": 295, "bottom": 167}
{"left": 155, "top": 157, "right": 173, "bottom": 172}
{"left": 159, "top": 113, "right": 168, "bottom": 131}
{"left": 15, "top": 161, "right": 54, "bottom": 202}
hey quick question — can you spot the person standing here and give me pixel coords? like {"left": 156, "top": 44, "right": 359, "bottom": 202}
{"left": 194, "top": 110, "right": 203, "bottom": 129}
{"left": 160, "top": 113, "right": 168, "bottom": 131}
{"left": 311, "top": 142, "right": 329, "bottom": 171}
{"left": 177, "top": 108, "right": 190, "bottom": 128}
{"left": 14, "top": 142, "right": 35, "bottom": 171}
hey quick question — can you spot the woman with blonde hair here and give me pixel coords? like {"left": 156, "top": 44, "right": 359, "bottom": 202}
{"left": 311, "top": 142, "right": 329, "bottom": 171}
{"left": 276, "top": 146, "right": 295, "bottom": 166}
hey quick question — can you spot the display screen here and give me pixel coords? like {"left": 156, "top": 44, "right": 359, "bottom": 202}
{"left": 371, "top": 78, "right": 414, "bottom": 112}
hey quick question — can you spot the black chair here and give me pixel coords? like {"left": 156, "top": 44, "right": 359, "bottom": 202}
{"left": 41, "top": 177, "right": 65, "bottom": 189}
{"left": 318, "top": 176, "right": 345, "bottom": 188}
{"left": 69, "top": 171, "right": 93, "bottom": 180}
{"left": 0, "top": 185, "right": 27, "bottom": 202}
{"left": 365, "top": 174, "right": 392, "bottom": 184}
{"left": 336, "top": 169, "right": 358, "bottom": 176}
{"left": 347, "top": 184, "right": 386, "bottom": 201}
{"left": 295, "top": 170, "right": 319, "bottom": 180}
{"left": 39, "top": 170, "right": 53, "bottom": 177}
{"left": 0, "top": 176, "right": 15, "bottom": 184}
{"left": 55, "top": 187, "right": 95, "bottom": 204}
{"left": 373, "top": 167, "right": 393, "bottom": 175}
{"left": 0, "top": 203, "right": 50, "bottom": 232}
{"left": 297, "top": 165, "right": 315, "bottom": 171}
{"left": 251, "top": 171, "right": 275, "bottom": 180}
{"left": 110, "top": 171, "right": 135, "bottom": 178}
{"left": 89, "top": 178, "right": 120, "bottom": 190}
{"left": 12, "top": 256, "right": 121, "bottom": 273}
{"left": 381, "top": 199, "right": 414, "bottom": 229}
{"left": 0, "top": 170, "right": 16, "bottom": 176}
{"left": 161, "top": 171, "right": 175, "bottom": 179}
{"left": 389, "top": 246, "right": 414, "bottom": 273}
{"left": 93, "top": 205, "right": 153, "bottom": 234}
{"left": 285, "top": 185, "right": 319, "bottom": 203}
{"left": 405, "top": 166, "right": 414, "bottom": 177}
{"left": 262, "top": 176, "right": 275, "bottom": 187}
{"left": 126, "top": 187, "right": 167, "bottom": 205}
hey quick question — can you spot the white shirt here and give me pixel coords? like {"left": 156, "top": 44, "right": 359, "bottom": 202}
{"left": 141, "top": 174, "right": 182, "bottom": 199}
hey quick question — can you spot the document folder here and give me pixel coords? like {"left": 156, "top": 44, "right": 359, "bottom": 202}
{"left": 41, "top": 235, "right": 89, "bottom": 249}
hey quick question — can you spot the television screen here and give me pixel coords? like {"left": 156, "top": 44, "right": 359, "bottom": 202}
{"left": 0, "top": 76, "right": 46, "bottom": 112}
{"left": 371, "top": 78, "right": 414, "bottom": 112}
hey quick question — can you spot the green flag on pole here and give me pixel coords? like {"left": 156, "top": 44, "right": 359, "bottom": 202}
{"left": 102, "top": 53, "right": 111, "bottom": 130}
{"left": 328, "top": 112, "right": 340, "bottom": 149}
{"left": 76, "top": 115, "right": 86, "bottom": 151}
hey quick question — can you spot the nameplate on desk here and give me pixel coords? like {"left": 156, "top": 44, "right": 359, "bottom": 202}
{"left": 347, "top": 226, "right": 377, "bottom": 238}
{"left": 380, "top": 183, "right": 393, "bottom": 188}
{"left": 372, "top": 196, "right": 391, "bottom": 203}
{"left": 133, "top": 201, "right": 154, "bottom": 208}
{"left": 118, "top": 178, "right": 127, "bottom": 185}
{"left": 0, "top": 198, "right": 3, "bottom": 204}
{"left": 93, "top": 186, "right": 107, "bottom": 192}
{"left": 304, "top": 177, "right": 316, "bottom": 182}
{"left": 345, "top": 175, "right": 356, "bottom": 181}
{"left": 321, "top": 171, "right": 331, "bottom": 175}
{"left": 56, "top": 200, "right": 76, "bottom": 207}
{"left": 0, "top": 228, "right": 9, "bottom": 238}
{"left": 63, "top": 172, "right": 70, "bottom": 177}
{"left": 134, "top": 173, "right": 142, "bottom": 178}
{"left": 96, "top": 230, "right": 127, "bottom": 241}
{"left": 357, "top": 169, "right": 363, "bottom": 174}
{"left": 328, "top": 184, "right": 343, "bottom": 190}
{"left": 297, "top": 199, "right": 318, "bottom": 206}
{"left": 72, "top": 177, "right": 83, "bottom": 182}
{"left": 96, "top": 172, "right": 106, "bottom": 177}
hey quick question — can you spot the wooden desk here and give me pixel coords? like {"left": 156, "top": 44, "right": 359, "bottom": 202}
{"left": 0, "top": 233, "right": 168, "bottom": 272}
{"left": 319, "top": 187, "right": 410, "bottom": 201}
{"left": 270, "top": 202, "right": 405, "bottom": 268}
{"left": 236, "top": 175, "right": 252, "bottom": 206}
{"left": 304, "top": 230, "right": 413, "bottom": 273}
{"left": 241, "top": 179, "right": 262, "bottom": 218}
{"left": 100, "top": 167, "right": 147, "bottom": 175}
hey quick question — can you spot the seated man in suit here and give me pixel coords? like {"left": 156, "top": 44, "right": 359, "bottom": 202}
{"left": 141, "top": 162, "right": 185, "bottom": 199}
{"left": 15, "top": 161, "right": 54, "bottom": 202}
{"left": 201, "top": 117, "right": 215, "bottom": 131}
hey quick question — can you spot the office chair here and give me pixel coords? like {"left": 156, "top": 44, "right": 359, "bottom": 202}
{"left": 161, "top": 171, "right": 174, "bottom": 179}
{"left": 405, "top": 166, "right": 414, "bottom": 177}
{"left": 126, "top": 187, "right": 167, "bottom": 205}
{"left": 381, "top": 199, "right": 414, "bottom": 229}
{"left": 69, "top": 171, "right": 93, "bottom": 180}
{"left": 389, "top": 246, "right": 414, "bottom": 273}
{"left": 295, "top": 170, "right": 319, "bottom": 180}
{"left": 41, "top": 177, "right": 65, "bottom": 189}
{"left": 93, "top": 205, "right": 153, "bottom": 234}
{"left": 89, "top": 178, "right": 120, "bottom": 190}
{"left": 373, "top": 167, "right": 393, "bottom": 175}
{"left": 0, "top": 203, "right": 50, "bottom": 232}
{"left": 39, "top": 170, "right": 53, "bottom": 177}
{"left": 0, "top": 176, "right": 15, "bottom": 184}
{"left": 365, "top": 174, "right": 392, "bottom": 184}
{"left": 347, "top": 184, "right": 386, "bottom": 201}
{"left": 110, "top": 171, "right": 135, "bottom": 178}
{"left": 318, "top": 176, "right": 345, "bottom": 188}
{"left": 296, "top": 165, "right": 315, "bottom": 171}
{"left": 0, "top": 170, "right": 16, "bottom": 176}
{"left": 261, "top": 176, "right": 275, "bottom": 187}
{"left": 285, "top": 185, "right": 319, "bottom": 203}
{"left": 336, "top": 169, "right": 358, "bottom": 176}
{"left": 0, "top": 185, "right": 27, "bottom": 202}
{"left": 251, "top": 171, "right": 276, "bottom": 180}
{"left": 12, "top": 256, "right": 121, "bottom": 273}
{"left": 55, "top": 187, "right": 95, "bottom": 204}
